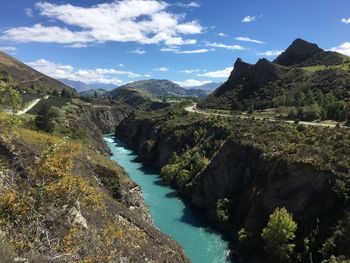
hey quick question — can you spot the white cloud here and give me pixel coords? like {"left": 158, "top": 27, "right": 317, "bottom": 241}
{"left": 25, "top": 8, "right": 33, "bottom": 17}
{"left": 0, "top": 46, "right": 17, "bottom": 52}
{"left": 235, "top": 36, "right": 265, "bottom": 44}
{"left": 180, "top": 69, "right": 201, "bottom": 74}
{"left": 144, "top": 73, "right": 152, "bottom": 78}
{"left": 154, "top": 67, "right": 169, "bottom": 72}
{"left": 341, "top": 18, "right": 350, "bottom": 24}
{"left": 242, "top": 15, "right": 256, "bottom": 23}
{"left": 64, "top": 43, "right": 90, "bottom": 48}
{"left": 26, "top": 59, "right": 143, "bottom": 85}
{"left": 198, "top": 67, "right": 233, "bottom": 78}
{"left": 173, "top": 2, "right": 200, "bottom": 8}
{"left": 130, "top": 48, "right": 146, "bottom": 54}
{"left": 216, "top": 32, "right": 227, "bottom": 37}
{"left": 2, "top": 0, "right": 203, "bottom": 47}
{"left": 330, "top": 42, "right": 350, "bottom": 56}
{"left": 175, "top": 79, "right": 212, "bottom": 87}
{"left": 160, "top": 47, "right": 210, "bottom": 54}
{"left": 205, "top": 42, "right": 245, "bottom": 50}
{"left": 257, "top": 50, "right": 284, "bottom": 56}
{"left": 119, "top": 63, "right": 124, "bottom": 67}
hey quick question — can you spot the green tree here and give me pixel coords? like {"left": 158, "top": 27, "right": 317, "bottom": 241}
{"left": 35, "top": 103, "right": 58, "bottom": 133}
{"left": 0, "top": 80, "right": 21, "bottom": 111}
{"left": 261, "top": 207, "right": 297, "bottom": 262}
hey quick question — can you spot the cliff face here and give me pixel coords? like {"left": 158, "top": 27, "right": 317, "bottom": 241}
{"left": 65, "top": 102, "right": 133, "bottom": 154}
{"left": 115, "top": 113, "right": 340, "bottom": 242}
{"left": 190, "top": 138, "right": 335, "bottom": 232}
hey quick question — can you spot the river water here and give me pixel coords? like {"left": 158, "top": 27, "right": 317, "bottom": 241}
{"left": 104, "top": 135, "right": 231, "bottom": 263}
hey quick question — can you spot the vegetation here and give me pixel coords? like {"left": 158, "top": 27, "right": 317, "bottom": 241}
{"left": 261, "top": 207, "right": 297, "bottom": 262}
{"left": 216, "top": 198, "right": 231, "bottom": 222}
{"left": 34, "top": 103, "right": 59, "bottom": 133}
{"left": 0, "top": 80, "right": 21, "bottom": 111}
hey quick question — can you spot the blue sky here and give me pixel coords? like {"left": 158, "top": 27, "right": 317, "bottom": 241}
{"left": 0, "top": 0, "right": 349, "bottom": 87}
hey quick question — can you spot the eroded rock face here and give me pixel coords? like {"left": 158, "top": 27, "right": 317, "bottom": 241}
{"left": 115, "top": 116, "right": 338, "bottom": 238}
{"left": 190, "top": 139, "right": 336, "bottom": 233}
{"left": 65, "top": 103, "right": 133, "bottom": 154}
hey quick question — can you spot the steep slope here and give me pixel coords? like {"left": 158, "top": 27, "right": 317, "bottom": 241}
{"left": 274, "top": 38, "right": 347, "bottom": 67}
{"left": 115, "top": 105, "right": 350, "bottom": 262}
{"left": 0, "top": 102, "right": 189, "bottom": 262}
{"left": 198, "top": 39, "right": 350, "bottom": 114}
{"left": 0, "top": 51, "right": 76, "bottom": 96}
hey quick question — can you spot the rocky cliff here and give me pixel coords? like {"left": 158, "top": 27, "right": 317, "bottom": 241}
{"left": 115, "top": 108, "right": 350, "bottom": 261}
{"left": 64, "top": 101, "right": 133, "bottom": 154}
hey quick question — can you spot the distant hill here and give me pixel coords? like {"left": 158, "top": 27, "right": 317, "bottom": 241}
{"left": 198, "top": 38, "right": 350, "bottom": 121}
{"left": 80, "top": 89, "right": 107, "bottom": 98}
{"left": 187, "top": 82, "right": 223, "bottom": 92}
{"left": 59, "top": 79, "right": 117, "bottom": 92}
{"left": 107, "top": 79, "right": 207, "bottom": 109}
{"left": 0, "top": 51, "right": 76, "bottom": 96}
{"left": 117, "top": 79, "right": 207, "bottom": 98}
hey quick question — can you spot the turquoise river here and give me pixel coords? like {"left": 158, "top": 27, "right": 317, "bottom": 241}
{"left": 104, "top": 135, "right": 231, "bottom": 263}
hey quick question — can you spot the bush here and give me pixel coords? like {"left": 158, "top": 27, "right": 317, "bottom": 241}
{"left": 261, "top": 207, "right": 297, "bottom": 262}
{"left": 35, "top": 103, "right": 58, "bottom": 133}
{"left": 216, "top": 198, "right": 230, "bottom": 222}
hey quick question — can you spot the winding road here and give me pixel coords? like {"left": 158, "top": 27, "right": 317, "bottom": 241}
{"left": 185, "top": 104, "right": 344, "bottom": 128}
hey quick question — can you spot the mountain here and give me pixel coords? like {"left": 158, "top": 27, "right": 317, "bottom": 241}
{"left": 198, "top": 38, "right": 350, "bottom": 120}
{"left": 116, "top": 79, "right": 207, "bottom": 97}
{"left": 187, "top": 82, "right": 223, "bottom": 92}
{"left": 274, "top": 38, "right": 347, "bottom": 67}
{"left": 59, "top": 78, "right": 117, "bottom": 92}
{"left": 0, "top": 51, "right": 76, "bottom": 96}
{"left": 79, "top": 89, "right": 107, "bottom": 98}
{"left": 107, "top": 79, "right": 207, "bottom": 109}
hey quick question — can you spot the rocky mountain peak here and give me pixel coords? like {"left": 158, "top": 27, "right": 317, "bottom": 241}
{"left": 274, "top": 38, "right": 323, "bottom": 66}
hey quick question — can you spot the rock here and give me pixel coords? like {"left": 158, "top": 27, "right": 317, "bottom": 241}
{"left": 68, "top": 201, "right": 88, "bottom": 229}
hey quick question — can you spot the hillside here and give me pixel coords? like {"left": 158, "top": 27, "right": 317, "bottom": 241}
{"left": 198, "top": 39, "right": 350, "bottom": 122}
{"left": 107, "top": 79, "right": 207, "bottom": 110}
{"left": 116, "top": 79, "right": 207, "bottom": 98}
{"left": 0, "top": 51, "right": 76, "bottom": 96}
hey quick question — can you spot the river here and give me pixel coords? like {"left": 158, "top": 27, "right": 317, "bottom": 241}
{"left": 104, "top": 135, "right": 231, "bottom": 263}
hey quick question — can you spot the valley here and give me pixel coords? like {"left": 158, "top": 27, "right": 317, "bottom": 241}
{"left": 0, "top": 35, "right": 350, "bottom": 263}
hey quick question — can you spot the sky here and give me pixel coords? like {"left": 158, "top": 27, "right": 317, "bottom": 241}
{"left": 0, "top": 0, "right": 349, "bottom": 88}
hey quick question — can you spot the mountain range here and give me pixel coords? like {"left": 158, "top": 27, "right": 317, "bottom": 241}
{"left": 58, "top": 78, "right": 118, "bottom": 92}
{"left": 199, "top": 38, "right": 350, "bottom": 113}
{"left": 106, "top": 79, "right": 207, "bottom": 109}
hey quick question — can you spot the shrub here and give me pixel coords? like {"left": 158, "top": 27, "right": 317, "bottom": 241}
{"left": 261, "top": 207, "right": 297, "bottom": 262}
{"left": 216, "top": 198, "right": 230, "bottom": 222}
{"left": 35, "top": 103, "right": 58, "bottom": 133}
